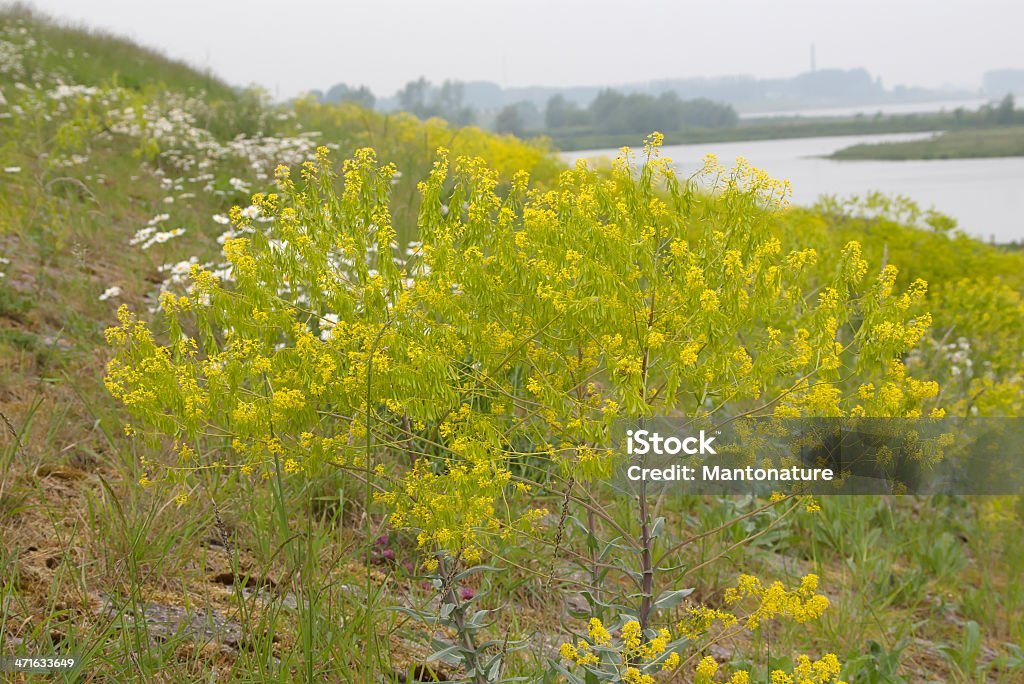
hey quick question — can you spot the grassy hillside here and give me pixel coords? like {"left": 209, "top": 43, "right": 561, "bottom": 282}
{"left": 1, "top": 7, "right": 1023, "bottom": 683}
{"left": 0, "top": 3, "right": 236, "bottom": 97}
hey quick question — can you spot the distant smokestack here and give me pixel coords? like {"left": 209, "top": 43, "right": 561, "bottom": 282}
{"left": 811, "top": 43, "right": 816, "bottom": 73}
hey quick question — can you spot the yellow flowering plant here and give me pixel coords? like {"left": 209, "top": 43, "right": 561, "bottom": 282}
{"left": 105, "top": 135, "right": 941, "bottom": 681}
{"left": 557, "top": 573, "right": 843, "bottom": 683}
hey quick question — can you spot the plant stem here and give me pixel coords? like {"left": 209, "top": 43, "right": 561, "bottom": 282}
{"left": 638, "top": 474, "right": 654, "bottom": 631}
{"left": 437, "top": 556, "right": 486, "bottom": 684}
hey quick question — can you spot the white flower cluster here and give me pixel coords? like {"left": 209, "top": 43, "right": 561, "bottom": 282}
{"left": 0, "top": 24, "right": 418, "bottom": 322}
{"left": 944, "top": 337, "right": 974, "bottom": 379}
{"left": 0, "top": 22, "right": 36, "bottom": 79}
{"left": 129, "top": 213, "right": 187, "bottom": 250}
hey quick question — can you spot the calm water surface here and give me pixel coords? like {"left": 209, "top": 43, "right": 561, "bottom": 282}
{"left": 561, "top": 133, "right": 1024, "bottom": 242}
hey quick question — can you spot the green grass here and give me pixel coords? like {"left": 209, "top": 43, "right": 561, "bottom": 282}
{"left": 829, "top": 126, "right": 1024, "bottom": 160}
{"left": 0, "top": 4, "right": 235, "bottom": 98}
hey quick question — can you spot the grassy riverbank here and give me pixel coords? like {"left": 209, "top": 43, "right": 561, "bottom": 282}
{"left": 829, "top": 126, "right": 1024, "bottom": 160}
{"left": 546, "top": 98, "right": 1022, "bottom": 151}
{"left": 2, "top": 7, "right": 1024, "bottom": 682}
{"left": 548, "top": 115, "right": 951, "bottom": 150}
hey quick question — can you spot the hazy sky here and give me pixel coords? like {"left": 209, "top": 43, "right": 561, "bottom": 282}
{"left": 22, "top": 0, "right": 1024, "bottom": 99}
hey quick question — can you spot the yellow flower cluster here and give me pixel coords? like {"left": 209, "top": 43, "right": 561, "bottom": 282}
{"left": 559, "top": 618, "right": 679, "bottom": 680}
{"left": 693, "top": 652, "right": 844, "bottom": 684}
{"left": 724, "top": 574, "right": 830, "bottom": 629}
{"left": 676, "top": 605, "right": 738, "bottom": 640}
{"left": 559, "top": 571, "right": 835, "bottom": 682}
{"left": 769, "top": 653, "right": 846, "bottom": 684}
{"left": 560, "top": 640, "right": 599, "bottom": 667}
{"left": 696, "top": 655, "right": 719, "bottom": 679}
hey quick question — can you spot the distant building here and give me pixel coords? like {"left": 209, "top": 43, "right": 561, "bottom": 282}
{"left": 983, "top": 69, "right": 1024, "bottom": 96}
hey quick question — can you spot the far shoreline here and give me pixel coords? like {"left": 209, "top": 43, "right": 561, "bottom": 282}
{"left": 827, "top": 126, "right": 1024, "bottom": 160}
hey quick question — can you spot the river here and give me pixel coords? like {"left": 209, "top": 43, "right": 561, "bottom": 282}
{"left": 561, "top": 133, "right": 1024, "bottom": 243}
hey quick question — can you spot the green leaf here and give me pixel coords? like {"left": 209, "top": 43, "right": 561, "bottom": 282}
{"left": 425, "top": 643, "right": 464, "bottom": 665}
{"left": 650, "top": 516, "right": 665, "bottom": 539}
{"left": 654, "top": 587, "right": 694, "bottom": 610}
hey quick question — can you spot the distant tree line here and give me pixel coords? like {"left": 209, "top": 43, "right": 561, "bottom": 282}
{"left": 314, "top": 78, "right": 739, "bottom": 137}
{"left": 316, "top": 82, "right": 376, "bottom": 108}
{"left": 493, "top": 90, "right": 738, "bottom": 137}
{"left": 538, "top": 90, "right": 737, "bottom": 134}
{"left": 394, "top": 77, "right": 475, "bottom": 126}
{"left": 943, "top": 94, "right": 1022, "bottom": 128}
{"left": 308, "top": 77, "right": 1021, "bottom": 147}
{"left": 313, "top": 66, "right": 1022, "bottom": 137}
{"left": 983, "top": 94, "right": 1021, "bottom": 126}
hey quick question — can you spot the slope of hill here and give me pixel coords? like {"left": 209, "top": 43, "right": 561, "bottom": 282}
{"left": 1, "top": 7, "right": 1022, "bottom": 683}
